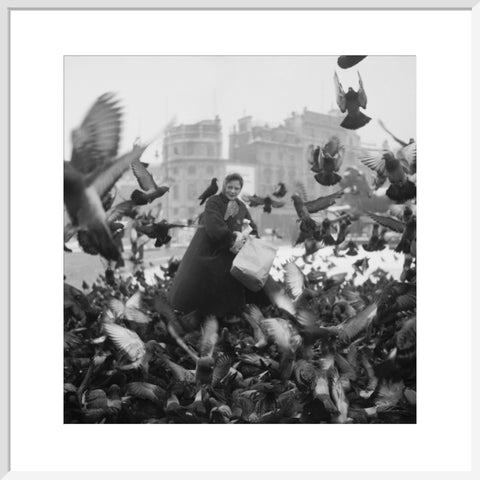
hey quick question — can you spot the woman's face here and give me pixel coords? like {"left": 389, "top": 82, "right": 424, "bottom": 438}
{"left": 224, "top": 180, "right": 242, "bottom": 200}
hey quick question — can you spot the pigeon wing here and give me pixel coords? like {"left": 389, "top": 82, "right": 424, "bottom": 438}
{"left": 106, "top": 200, "right": 136, "bottom": 223}
{"left": 334, "top": 72, "right": 347, "bottom": 112}
{"left": 103, "top": 322, "right": 145, "bottom": 362}
{"left": 366, "top": 212, "right": 406, "bottom": 233}
{"left": 131, "top": 160, "right": 158, "bottom": 191}
{"left": 304, "top": 190, "right": 343, "bottom": 214}
{"left": 91, "top": 145, "right": 147, "bottom": 197}
{"left": 284, "top": 261, "right": 305, "bottom": 300}
{"left": 357, "top": 71, "right": 368, "bottom": 108}
{"left": 70, "top": 93, "right": 122, "bottom": 174}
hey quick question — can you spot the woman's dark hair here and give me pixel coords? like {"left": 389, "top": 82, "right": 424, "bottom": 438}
{"left": 224, "top": 172, "right": 244, "bottom": 187}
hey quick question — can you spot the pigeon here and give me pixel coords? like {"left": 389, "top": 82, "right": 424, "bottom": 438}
{"left": 76, "top": 200, "right": 134, "bottom": 257}
{"left": 242, "top": 194, "right": 285, "bottom": 213}
{"left": 136, "top": 219, "right": 190, "bottom": 248}
{"left": 363, "top": 224, "right": 387, "bottom": 252}
{"left": 64, "top": 93, "right": 148, "bottom": 261}
{"left": 366, "top": 211, "right": 416, "bottom": 254}
{"left": 308, "top": 138, "right": 344, "bottom": 186}
{"left": 334, "top": 71, "right": 371, "bottom": 130}
{"left": 337, "top": 55, "right": 367, "bottom": 69}
{"left": 130, "top": 160, "right": 170, "bottom": 205}
{"left": 198, "top": 178, "right": 219, "bottom": 205}
{"left": 272, "top": 182, "right": 287, "bottom": 198}
{"left": 360, "top": 150, "right": 416, "bottom": 203}
{"left": 291, "top": 194, "right": 318, "bottom": 233}
{"left": 378, "top": 120, "right": 416, "bottom": 175}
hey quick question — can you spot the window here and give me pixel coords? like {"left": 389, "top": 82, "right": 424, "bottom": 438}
{"left": 188, "top": 165, "right": 196, "bottom": 175}
{"left": 172, "top": 185, "right": 179, "bottom": 200}
{"left": 187, "top": 183, "right": 196, "bottom": 200}
{"left": 172, "top": 167, "right": 178, "bottom": 175}
{"left": 206, "top": 144, "right": 214, "bottom": 157}
{"left": 263, "top": 168, "right": 273, "bottom": 185}
{"left": 173, "top": 207, "right": 179, "bottom": 216}
{"left": 277, "top": 167, "right": 285, "bottom": 182}
{"left": 289, "top": 155, "right": 295, "bottom": 163}
{"left": 186, "top": 143, "right": 194, "bottom": 155}
{"left": 265, "top": 151, "right": 271, "bottom": 161}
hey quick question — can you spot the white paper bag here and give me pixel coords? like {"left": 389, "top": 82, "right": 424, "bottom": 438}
{"left": 230, "top": 236, "right": 277, "bottom": 292}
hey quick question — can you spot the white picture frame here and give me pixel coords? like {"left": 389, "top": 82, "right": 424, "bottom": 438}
{"left": 2, "top": 1, "right": 478, "bottom": 478}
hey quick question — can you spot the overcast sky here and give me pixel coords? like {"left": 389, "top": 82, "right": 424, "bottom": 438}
{"left": 64, "top": 56, "right": 415, "bottom": 164}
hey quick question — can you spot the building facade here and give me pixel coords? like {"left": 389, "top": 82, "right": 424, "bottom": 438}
{"left": 159, "top": 116, "right": 227, "bottom": 222}
{"left": 228, "top": 107, "right": 363, "bottom": 239}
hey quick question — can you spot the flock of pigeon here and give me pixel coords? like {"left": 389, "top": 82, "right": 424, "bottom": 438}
{"left": 64, "top": 55, "right": 416, "bottom": 424}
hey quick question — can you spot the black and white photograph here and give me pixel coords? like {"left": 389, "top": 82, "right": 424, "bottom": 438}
{"left": 63, "top": 55, "right": 417, "bottom": 425}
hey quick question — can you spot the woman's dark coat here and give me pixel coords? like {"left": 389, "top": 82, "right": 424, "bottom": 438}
{"left": 168, "top": 193, "right": 268, "bottom": 317}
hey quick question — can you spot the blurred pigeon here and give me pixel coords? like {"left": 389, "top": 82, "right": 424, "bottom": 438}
{"left": 272, "top": 182, "right": 287, "bottom": 198}
{"left": 136, "top": 219, "right": 190, "bottom": 248}
{"left": 64, "top": 93, "right": 148, "bottom": 261}
{"left": 303, "top": 190, "right": 344, "bottom": 214}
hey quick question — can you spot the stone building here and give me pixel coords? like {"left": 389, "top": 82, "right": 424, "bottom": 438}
{"left": 228, "top": 107, "right": 363, "bottom": 239}
{"left": 158, "top": 116, "right": 227, "bottom": 223}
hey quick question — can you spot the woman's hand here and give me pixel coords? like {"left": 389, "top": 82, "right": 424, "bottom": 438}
{"left": 230, "top": 231, "right": 246, "bottom": 254}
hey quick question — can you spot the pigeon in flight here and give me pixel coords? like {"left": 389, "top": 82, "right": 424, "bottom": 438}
{"left": 130, "top": 160, "right": 170, "bottom": 205}
{"left": 64, "top": 93, "right": 148, "bottom": 261}
{"left": 242, "top": 194, "right": 285, "bottom": 213}
{"left": 360, "top": 149, "right": 416, "bottom": 203}
{"left": 272, "top": 182, "right": 287, "bottom": 198}
{"left": 334, "top": 71, "right": 371, "bottom": 130}
{"left": 308, "top": 137, "right": 345, "bottom": 186}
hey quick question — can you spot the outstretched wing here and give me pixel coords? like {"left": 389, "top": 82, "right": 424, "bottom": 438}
{"left": 103, "top": 322, "right": 145, "bottom": 362}
{"left": 70, "top": 93, "right": 122, "bottom": 174}
{"left": 357, "top": 71, "right": 367, "bottom": 108}
{"left": 131, "top": 159, "right": 158, "bottom": 191}
{"left": 106, "top": 200, "right": 136, "bottom": 223}
{"left": 91, "top": 145, "right": 147, "bottom": 198}
{"left": 366, "top": 211, "right": 406, "bottom": 233}
{"left": 304, "top": 190, "right": 344, "bottom": 214}
{"left": 359, "top": 153, "right": 387, "bottom": 176}
{"left": 244, "top": 194, "right": 266, "bottom": 207}
{"left": 334, "top": 72, "right": 347, "bottom": 112}
{"left": 270, "top": 199, "right": 285, "bottom": 208}
{"left": 398, "top": 141, "right": 416, "bottom": 170}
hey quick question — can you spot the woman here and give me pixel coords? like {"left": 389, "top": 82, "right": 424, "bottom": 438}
{"left": 168, "top": 173, "right": 269, "bottom": 318}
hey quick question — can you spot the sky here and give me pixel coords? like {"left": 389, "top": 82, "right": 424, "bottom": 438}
{"left": 64, "top": 56, "right": 416, "bottom": 164}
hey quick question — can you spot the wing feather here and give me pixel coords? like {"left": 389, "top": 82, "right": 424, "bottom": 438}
{"left": 131, "top": 160, "right": 158, "bottom": 191}
{"left": 366, "top": 212, "right": 406, "bottom": 233}
{"left": 70, "top": 93, "right": 122, "bottom": 174}
{"left": 359, "top": 154, "right": 387, "bottom": 176}
{"left": 334, "top": 72, "right": 347, "bottom": 112}
{"left": 103, "top": 323, "right": 145, "bottom": 362}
